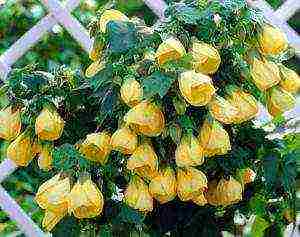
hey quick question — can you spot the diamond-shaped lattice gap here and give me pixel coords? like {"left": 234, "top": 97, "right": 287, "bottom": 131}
{"left": 288, "top": 10, "right": 300, "bottom": 34}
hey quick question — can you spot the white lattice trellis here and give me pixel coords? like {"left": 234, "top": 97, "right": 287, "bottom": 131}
{"left": 0, "top": 0, "right": 299, "bottom": 236}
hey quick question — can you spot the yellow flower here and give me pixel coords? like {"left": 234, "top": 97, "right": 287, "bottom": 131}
{"left": 68, "top": 176, "right": 104, "bottom": 219}
{"left": 0, "top": 106, "right": 21, "bottom": 141}
{"left": 7, "top": 131, "right": 36, "bottom": 166}
{"left": 127, "top": 143, "right": 158, "bottom": 180}
{"left": 209, "top": 95, "right": 239, "bottom": 124}
{"left": 191, "top": 192, "right": 208, "bottom": 206}
{"left": 279, "top": 65, "right": 300, "bottom": 94}
{"left": 198, "top": 117, "right": 231, "bottom": 157}
{"left": 36, "top": 143, "right": 53, "bottom": 171}
{"left": 178, "top": 70, "right": 216, "bottom": 106}
{"left": 120, "top": 78, "right": 143, "bottom": 107}
{"left": 99, "top": 9, "right": 129, "bottom": 33}
{"left": 111, "top": 127, "right": 138, "bottom": 154}
{"left": 216, "top": 177, "right": 243, "bottom": 206}
{"left": 149, "top": 167, "right": 177, "bottom": 204}
{"left": 42, "top": 209, "right": 67, "bottom": 232}
{"left": 124, "top": 101, "right": 165, "bottom": 137}
{"left": 79, "top": 132, "right": 111, "bottom": 165}
{"left": 226, "top": 87, "right": 259, "bottom": 123}
{"left": 266, "top": 86, "right": 296, "bottom": 117}
{"left": 250, "top": 58, "right": 281, "bottom": 91}
{"left": 35, "top": 107, "right": 64, "bottom": 141}
{"left": 241, "top": 168, "right": 256, "bottom": 185}
{"left": 155, "top": 37, "right": 186, "bottom": 66}
{"left": 85, "top": 59, "right": 106, "bottom": 78}
{"left": 191, "top": 42, "right": 221, "bottom": 75}
{"left": 35, "top": 173, "right": 70, "bottom": 213}
{"left": 259, "top": 25, "right": 288, "bottom": 55}
{"left": 89, "top": 40, "right": 104, "bottom": 61}
{"left": 177, "top": 167, "right": 207, "bottom": 202}
{"left": 175, "top": 134, "right": 204, "bottom": 167}
{"left": 124, "top": 176, "right": 153, "bottom": 212}
{"left": 205, "top": 180, "right": 220, "bottom": 206}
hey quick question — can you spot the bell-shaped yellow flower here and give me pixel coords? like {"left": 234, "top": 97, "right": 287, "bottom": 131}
{"left": 198, "top": 117, "right": 231, "bottom": 157}
{"left": 68, "top": 176, "right": 104, "bottom": 219}
{"left": 175, "top": 134, "right": 204, "bottom": 167}
{"left": 7, "top": 131, "right": 36, "bottom": 166}
{"left": 216, "top": 177, "right": 243, "bottom": 206}
{"left": 35, "top": 107, "right": 64, "bottom": 141}
{"left": 127, "top": 143, "right": 158, "bottom": 180}
{"left": 178, "top": 70, "right": 216, "bottom": 106}
{"left": 259, "top": 25, "right": 288, "bottom": 55}
{"left": 42, "top": 209, "right": 67, "bottom": 232}
{"left": 111, "top": 127, "right": 138, "bottom": 154}
{"left": 149, "top": 166, "right": 177, "bottom": 204}
{"left": 155, "top": 37, "right": 186, "bottom": 66}
{"left": 266, "top": 86, "right": 296, "bottom": 117}
{"left": 79, "top": 132, "right": 111, "bottom": 165}
{"left": 279, "top": 65, "right": 300, "bottom": 94}
{"left": 0, "top": 106, "right": 21, "bottom": 141}
{"left": 191, "top": 42, "right": 221, "bottom": 75}
{"left": 124, "top": 176, "right": 153, "bottom": 212}
{"left": 85, "top": 59, "right": 106, "bottom": 78}
{"left": 99, "top": 9, "right": 129, "bottom": 33}
{"left": 177, "top": 167, "right": 207, "bottom": 202}
{"left": 120, "top": 78, "right": 143, "bottom": 107}
{"left": 205, "top": 180, "right": 220, "bottom": 206}
{"left": 209, "top": 95, "right": 239, "bottom": 124}
{"left": 35, "top": 173, "right": 70, "bottom": 213}
{"left": 124, "top": 101, "right": 165, "bottom": 137}
{"left": 226, "top": 87, "right": 259, "bottom": 123}
{"left": 191, "top": 191, "right": 208, "bottom": 206}
{"left": 36, "top": 143, "right": 53, "bottom": 171}
{"left": 250, "top": 58, "right": 281, "bottom": 91}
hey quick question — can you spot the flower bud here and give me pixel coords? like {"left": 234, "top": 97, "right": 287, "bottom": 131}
{"left": 120, "top": 78, "right": 143, "bottom": 107}
{"left": 127, "top": 143, "right": 158, "bottom": 180}
{"left": 85, "top": 60, "right": 105, "bottom": 78}
{"left": 191, "top": 42, "right": 221, "bottom": 74}
{"left": 209, "top": 95, "right": 239, "bottom": 124}
{"left": 267, "top": 86, "right": 296, "bottom": 117}
{"left": 68, "top": 176, "right": 104, "bottom": 219}
{"left": 111, "top": 127, "right": 138, "bottom": 154}
{"left": 279, "top": 65, "right": 300, "bottom": 94}
{"left": 35, "top": 173, "right": 70, "bottom": 213}
{"left": 226, "top": 87, "right": 259, "bottom": 123}
{"left": 178, "top": 70, "right": 216, "bottom": 106}
{"left": 42, "top": 209, "right": 67, "bottom": 232}
{"left": 175, "top": 134, "right": 204, "bottom": 167}
{"left": 79, "top": 132, "right": 111, "bottom": 165}
{"left": 241, "top": 168, "right": 256, "bottom": 184}
{"left": 198, "top": 117, "right": 231, "bottom": 157}
{"left": 155, "top": 37, "right": 186, "bottom": 66}
{"left": 250, "top": 58, "right": 281, "bottom": 91}
{"left": 217, "top": 177, "right": 243, "bottom": 206}
{"left": 259, "top": 25, "right": 288, "bottom": 55}
{"left": 124, "top": 101, "right": 165, "bottom": 137}
{"left": 149, "top": 167, "right": 177, "bottom": 204}
{"left": 191, "top": 192, "right": 208, "bottom": 206}
{"left": 124, "top": 176, "right": 153, "bottom": 212}
{"left": 7, "top": 131, "right": 36, "bottom": 166}
{"left": 35, "top": 107, "right": 64, "bottom": 141}
{"left": 99, "top": 9, "right": 129, "bottom": 33}
{"left": 36, "top": 143, "right": 53, "bottom": 171}
{"left": 0, "top": 106, "right": 21, "bottom": 141}
{"left": 177, "top": 167, "right": 207, "bottom": 201}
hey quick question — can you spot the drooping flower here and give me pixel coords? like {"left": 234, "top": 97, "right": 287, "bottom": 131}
{"left": 36, "top": 143, "right": 53, "bottom": 171}
{"left": 127, "top": 143, "right": 158, "bottom": 180}
{"left": 42, "top": 209, "right": 67, "bottom": 232}
{"left": 99, "top": 9, "right": 129, "bottom": 33}
{"left": 79, "top": 132, "right": 111, "bottom": 165}
{"left": 89, "top": 40, "right": 104, "bottom": 61}
{"left": 250, "top": 58, "right": 281, "bottom": 91}
{"left": 124, "top": 101, "right": 165, "bottom": 137}
{"left": 191, "top": 192, "right": 208, "bottom": 206}
{"left": 124, "top": 176, "right": 153, "bottom": 212}
{"left": 216, "top": 177, "right": 243, "bottom": 206}
{"left": 279, "top": 65, "right": 300, "bottom": 94}
{"left": 198, "top": 117, "right": 231, "bottom": 157}
{"left": 175, "top": 134, "right": 204, "bottom": 167}
{"left": 85, "top": 59, "right": 106, "bottom": 78}
{"left": 191, "top": 42, "right": 221, "bottom": 75}
{"left": 120, "top": 78, "right": 143, "bottom": 107}
{"left": 68, "top": 175, "right": 104, "bottom": 219}
{"left": 35, "top": 173, "right": 70, "bottom": 213}
{"left": 205, "top": 180, "right": 220, "bottom": 206}
{"left": 35, "top": 107, "right": 64, "bottom": 141}
{"left": 266, "top": 86, "right": 296, "bottom": 117}
{"left": 209, "top": 95, "right": 239, "bottom": 124}
{"left": 0, "top": 106, "right": 21, "bottom": 141}
{"left": 259, "top": 25, "right": 288, "bottom": 55}
{"left": 111, "top": 127, "right": 138, "bottom": 155}
{"left": 155, "top": 37, "right": 186, "bottom": 66}
{"left": 177, "top": 167, "right": 207, "bottom": 202}
{"left": 149, "top": 166, "right": 177, "bottom": 204}
{"left": 178, "top": 70, "right": 215, "bottom": 106}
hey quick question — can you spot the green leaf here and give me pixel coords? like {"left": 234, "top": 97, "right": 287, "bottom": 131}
{"left": 249, "top": 194, "right": 266, "bottom": 216}
{"left": 263, "top": 154, "right": 279, "bottom": 187}
{"left": 171, "top": 5, "right": 202, "bottom": 25}
{"left": 115, "top": 204, "right": 145, "bottom": 225}
{"left": 281, "top": 152, "right": 297, "bottom": 192}
{"left": 250, "top": 216, "right": 270, "bottom": 237}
